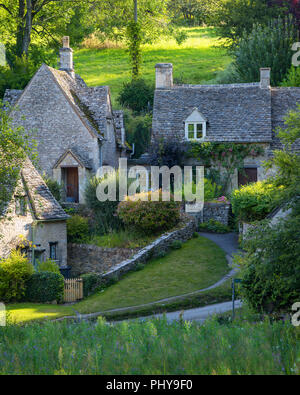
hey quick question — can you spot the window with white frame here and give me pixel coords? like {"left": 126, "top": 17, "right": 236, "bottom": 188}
{"left": 184, "top": 108, "right": 207, "bottom": 141}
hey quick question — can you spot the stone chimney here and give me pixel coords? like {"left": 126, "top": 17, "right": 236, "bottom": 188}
{"left": 59, "top": 36, "right": 75, "bottom": 78}
{"left": 155, "top": 63, "right": 173, "bottom": 89}
{"left": 260, "top": 68, "right": 271, "bottom": 89}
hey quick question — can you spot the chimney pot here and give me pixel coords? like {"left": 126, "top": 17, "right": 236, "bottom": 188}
{"left": 260, "top": 68, "right": 271, "bottom": 89}
{"left": 155, "top": 63, "right": 173, "bottom": 89}
{"left": 62, "top": 36, "right": 70, "bottom": 48}
{"left": 59, "top": 36, "right": 74, "bottom": 78}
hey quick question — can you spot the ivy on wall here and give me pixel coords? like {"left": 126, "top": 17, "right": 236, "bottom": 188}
{"left": 188, "top": 142, "right": 265, "bottom": 192}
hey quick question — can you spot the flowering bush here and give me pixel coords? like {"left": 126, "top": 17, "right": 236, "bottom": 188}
{"left": 117, "top": 191, "right": 181, "bottom": 234}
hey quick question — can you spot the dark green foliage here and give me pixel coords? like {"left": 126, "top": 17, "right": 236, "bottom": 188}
{"left": 125, "top": 112, "right": 152, "bottom": 158}
{"left": 42, "top": 175, "right": 62, "bottom": 202}
{"left": 212, "top": 0, "right": 288, "bottom": 48}
{"left": 237, "top": 208, "right": 300, "bottom": 315}
{"left": 233, "top": 17, "right": 298, "bottom": 86}
{"left": 25, "top": 272, "right": 64, "bottom": 303}
{"left": 85, "top": 173, "right": 123, "bottom": 235}
{"left": 149, "top": 138, "right": 189, "bottom": 167}
{"left": 67, "top": 215, "right": 89, "bottom": 243}
{"left": 198, "top": 219, "right": 231, "bottom": 234}
{"left": 281, "top": 65, "right": 300, "bottom": 87}
{"left": 118, "top": 79, "right": 154, "bottom": 114}
{"left": 81, "top": 273, "right": 104, "bottom": 298}
{"left": 126, "top": 21, "right": 143, "bottom": 78}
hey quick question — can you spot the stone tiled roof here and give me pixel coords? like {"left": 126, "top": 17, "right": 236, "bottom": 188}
{"left": 48, "top": 66, "right": 106, "bottom": 139}
{"left": 21, "top": 158, "right": 69, "bottom": 221}
{"left": 152, "top": 83, "right": 272, "bottom": 143}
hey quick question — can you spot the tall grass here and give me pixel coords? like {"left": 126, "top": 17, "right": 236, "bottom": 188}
{"left": 0, "top": 317, "right": 298, "bottom": 374}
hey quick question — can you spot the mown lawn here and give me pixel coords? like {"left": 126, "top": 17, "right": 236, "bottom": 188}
{"left": 75, "top": 236, "right": 228, "bottom": 314}
{"left": 74, "top": 27, "right": 231, "bottom": 105}
{"left": 7, "top": 236, "right": 229, "bottom": 323}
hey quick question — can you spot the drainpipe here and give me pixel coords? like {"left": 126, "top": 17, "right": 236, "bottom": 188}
{"left": 130, "top": 143, "right": 135, "bottom": 158}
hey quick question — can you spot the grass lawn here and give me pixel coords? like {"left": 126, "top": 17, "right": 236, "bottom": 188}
{"left": 7, "top": 236, "right": 229, "bottom": 323}
{"left": 74, "top": 27, "right": 231, "bottom": 106}
{"left": 75, "top": 236, "right": 228, "bottom": 314}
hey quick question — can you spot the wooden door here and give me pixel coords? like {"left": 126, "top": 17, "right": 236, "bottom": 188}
{"left": 66, "top": 167, "right": 79, "bottom": 203}
{"left": 238, "top": 168, "right": 258, "bottom": 187}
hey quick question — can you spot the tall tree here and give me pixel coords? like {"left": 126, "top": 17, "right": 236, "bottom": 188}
{"left": 0, "top": 0, "right": 84, "bottom": 59}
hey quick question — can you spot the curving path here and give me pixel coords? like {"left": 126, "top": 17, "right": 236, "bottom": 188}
{"left": 55, "top": 232, "right": 241, "bottom": 322}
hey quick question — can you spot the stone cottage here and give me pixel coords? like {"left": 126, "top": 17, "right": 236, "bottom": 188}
{"left": 4, "top": 36, "right": 129, "bottom": 204}
{"left": 0, "top": 158, "right": 69, "bottom": 268}
{"left": 152, "top": 64, "right": 300, "bottom": 190}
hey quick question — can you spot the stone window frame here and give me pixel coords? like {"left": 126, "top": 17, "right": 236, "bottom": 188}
{"left": 185, "top": 121, "right": 206, "bottom": 141}
{"left": 184, "top": 108, "right": 207, "bottom": 141}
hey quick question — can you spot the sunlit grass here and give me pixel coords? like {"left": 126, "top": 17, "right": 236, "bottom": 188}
{"left": 75, "top": 236, "right": 228, "bottom": 314}
{"left": 74, "top": 27, "right": 231, "bottom": 106}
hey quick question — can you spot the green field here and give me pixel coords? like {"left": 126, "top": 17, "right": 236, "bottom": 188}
{"left": 74, "top": 27, "right": 231, "bottom": 105}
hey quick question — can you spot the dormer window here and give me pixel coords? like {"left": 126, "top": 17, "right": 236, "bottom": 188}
{"left": 185, "top": 108, "right": 207, "bottom": 141}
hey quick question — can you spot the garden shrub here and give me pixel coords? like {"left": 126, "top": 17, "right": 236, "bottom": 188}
{"left": 198, "top": 219, "right": 231, "bottom": 234}
{"left": 117, "top": 78, "right": 154, "bottom": 114}
{"left": 170, "top": 240, "right": 182, "bottom": 250}
{"left": 236, "top": 206, "right": 300, "bottom": 315}
{"left": 25, "top": 272, "right": 64, "bottom": 303}
{"left": 124, "top": 112, "right": 152, "bottom": 159}
{"left": 0, "top": 251, "right": 34, "bottom": 302}
{"left": 204, "top": 178, "right": 222, "bottom": 201}
{"left": 85, "top": 172, "right": 123, "bottom": 235}
{"left": 67, "top": 215, "right": 89, "bottom": 243}
{"left": 36, "top": 259, "right": 60, "bottom": 274}
{"left": 117, "top": 191, "right": 181, "bottom": 234}
{"left": 230, "top": 181, "right": 283, "bottom": 223}
{"left": 81, "top": 273, "right": 104, "bottom": 297}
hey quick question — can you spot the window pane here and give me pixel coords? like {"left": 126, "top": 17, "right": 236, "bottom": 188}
{"left": 188, "top": 124, "right": 194, "bottom": 132}
{"left": 196, "top": 124, "right": 203, "bottom": 139}
{"left": 188, "top": 131, "right": 194, "bottom": 139}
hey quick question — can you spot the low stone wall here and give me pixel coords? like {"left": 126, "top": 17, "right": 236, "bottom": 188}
{"left": 189, "top": 202, "right": 231, "bottom": 226}
{"left": 68, "top": 244, "right": 138, "bottom": 277}
{"left": 68, "top": 219, "right": 196, "bottom": 279}
{"left": 103, "top": 219, "right": 196, "bottom": 280}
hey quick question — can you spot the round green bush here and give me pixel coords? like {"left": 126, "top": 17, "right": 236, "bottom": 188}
{"left": 230, "top": 181, "right": 283, "bottom": 223}
{"left": 117, "top": 78, "right": 154, "bottom": 114}
{"left": 0, "top": 251, "right": 34, "bottom": 302}
{"left": 67, "top": 215, "right": 89, "bottom": 243}
{"left": 117, "top": 191, "right": 181, "bottom": 235}
{"left": 25, "top": 272, "right": 64, "bottom": 303}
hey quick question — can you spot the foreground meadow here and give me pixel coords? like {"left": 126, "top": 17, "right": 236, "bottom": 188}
{"left": 0, "top": 316, "right": 298, "bottom": 375}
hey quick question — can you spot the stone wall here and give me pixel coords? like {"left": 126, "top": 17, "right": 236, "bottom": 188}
{"left": 189, "top": 202, "right": 231, "bottom": 226}
{"left": 68, "top": 219, "right": 196, "bottom": 279}
{"left": 68, "top": 244, "right": 138, "bottom": 277}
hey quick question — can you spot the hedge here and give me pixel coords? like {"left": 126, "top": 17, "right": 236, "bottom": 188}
{"left": 25, "top": 272, "right": 64, "bottom": 303}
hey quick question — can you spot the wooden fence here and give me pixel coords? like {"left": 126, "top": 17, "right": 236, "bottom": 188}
{"left": 64, "top": 278, "right": 83, "bottom": 303}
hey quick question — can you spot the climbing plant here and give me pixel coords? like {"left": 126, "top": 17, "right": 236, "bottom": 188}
{"left": 188, "top": 142, "right": 265, "bottom": 192}
{"left": 126, "top": 20, "right": 143, "bottom": 78}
